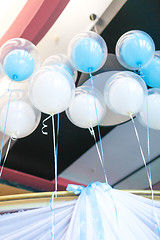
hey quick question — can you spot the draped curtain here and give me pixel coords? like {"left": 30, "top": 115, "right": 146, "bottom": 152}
{"left": 0, "top": 182, "right": 160, "bottom": 240}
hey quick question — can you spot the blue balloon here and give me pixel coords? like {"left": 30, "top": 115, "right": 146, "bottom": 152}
{"left": 4, "top": 49, "right": 35, "bottom": 81}
{"left": 72, "top": 38, "right": 104, "bottom": 73}
{"left": 140, "top": 52, "right": 160, "bottom": 88}
{"left": 116, "top": 30, "right": 155, "bottom": 70}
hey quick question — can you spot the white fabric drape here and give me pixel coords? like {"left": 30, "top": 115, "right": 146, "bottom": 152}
{"left": 0, "top": 183, "right": 160, "bottom": 240}
{"left": 0, "top": 200, "right": 76, "bottom": 240}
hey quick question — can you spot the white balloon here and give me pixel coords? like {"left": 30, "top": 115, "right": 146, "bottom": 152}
{"left": 0, "top": 101, "right": 39, "bottom": 138}
{"left": 66, "top": 86, "right": 106, "bottom": 128}
{"left": 0, "top": 89, "right": 41, "bottom": 138}
{"left": 137, "top": 89, "right": 160, "bottom": 130}
{"left": 29, "top": 66, "right": 75, "bottom": 115}
{"left": 104, "top": 71, "right": 146, "bottom": 116}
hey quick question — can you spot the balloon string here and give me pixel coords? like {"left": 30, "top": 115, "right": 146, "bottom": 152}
{"left": 88, "top": 126, "right": 105, "bottom": 170}
{"left": 51, "top": 114, "right": 58, "bottom": 194}
{"left": 50, "top": 192, "right": 55, "bottom": 240}
{"left": 89, "top": 72, "right": 108, "bottom": 183}
{"left": 145, "top": 92, "right": 160, "bottom": 237}
{"left": 88, "top": 125, "right": 118, "bottom": 237}
{"left": 88, "top": 125, "right": 118, "bottom": 238}
{"left": 50, "top": 115, "right": 59, "bottom": 239}
{"left": 130, "top": 114, "right": 151, "bottom": 183}
{"left": 0, "top": 88, "right": 12, "bottom": 165}
{"left": 0, "top": 137, "right": 15, "bottom": 177}
{"left": 135, "top": 69, "right": 159, "bottom": 233}
{"left": 41, "top": 114, "right": 59, "bottom": 193}
{"left": 130, "top": 114, "right": 160, "bottom": 235}
{"left": 137, "top": 68, "right": 145, "bottom": 78}
{"left": 56, "top": 114, "right": 60, "bottom": 161}
{"left": 145, "top": 90, "right": 152, "bottom": 182}
{"left": 8, "top": 79, "right": 13, "bottom": 90}
{"left": 42, "top": 114, "right": 59, "bottom": 239}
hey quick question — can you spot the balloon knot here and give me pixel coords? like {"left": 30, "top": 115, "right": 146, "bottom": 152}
{"left": 128, "top": 112, "right": 132, "bottom": 117}
{"left": 13, "top": 75, "right": 17, "bottom": 80}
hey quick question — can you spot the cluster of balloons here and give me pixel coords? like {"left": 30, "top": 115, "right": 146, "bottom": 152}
{"left": 0, "top": 38, "right": 78, "bottom": 139}
{"left": 0, "top": 38, "right": 41, "bottom": 139}
{"left": 0, "top": 29, "right": 159, "bottom": 140}
{"left": 114, "top": 30, "right": 160, "bottom": 130}
{"left": 0, "top": 31, "right": 108, "bottom": 141}
{"left": 66, "top": 30, "right": 160, "bottom": 131}
{"left": 116, "top": 30, "right": 160, "bottom": 88}
{"left": 29, "top": 31, "right": 107, "bottom": 130}
{"left": 66, "top": 31, "right": 107, "bottom": 128}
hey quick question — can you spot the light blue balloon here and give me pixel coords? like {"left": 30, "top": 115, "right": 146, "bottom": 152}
{"left": 4, "top": 49, "right": 35, "bottom": 81}
{"left": 72, "top": 38, "right": 104, "bottom": 73}
{"left": 140, "top": 52, "right": 160, "bottom": 88}
{"left": 116, "top": 30, "right": 155, "bottom": 70}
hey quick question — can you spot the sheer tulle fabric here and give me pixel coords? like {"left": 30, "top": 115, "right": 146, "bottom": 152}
{"left": 0, "top": 201, "right": 76, "bottom": 240}
{"left": 0, "top": 183, "right": 160, "bottom": 240}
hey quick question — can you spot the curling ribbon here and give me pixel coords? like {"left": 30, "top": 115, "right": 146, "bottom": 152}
{"left": 41, "top": 115, "right": 52, "bottom": 135}
{"left": 0, "top": 88, "right": 12, "bottom": 165}
{"left": 89, "top": 73, "right": 108, "bottom": 183}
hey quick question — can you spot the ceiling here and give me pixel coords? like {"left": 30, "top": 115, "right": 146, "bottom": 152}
{"left": 0, "top": 0, "right": 160, "bottom": 192}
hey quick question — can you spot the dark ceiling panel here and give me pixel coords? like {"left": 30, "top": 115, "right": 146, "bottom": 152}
{"left": 102, "top": 0, "right": 160, "bottom": 53}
